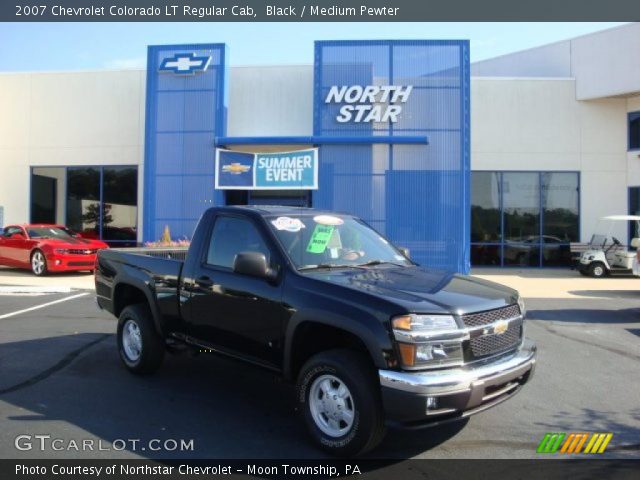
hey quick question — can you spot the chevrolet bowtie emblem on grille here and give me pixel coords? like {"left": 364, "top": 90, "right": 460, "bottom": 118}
{"left": 493, "top": 319, "right": 508, "bottom": 335}
{"left": 222, "top": 163, "right": 251, "bottom": 174}
{"left": 159, "top": 53, "right": 212, "bottom": 74}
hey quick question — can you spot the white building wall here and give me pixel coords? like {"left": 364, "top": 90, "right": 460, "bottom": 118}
{"left": 472, "top": 41, "right": 571, "bottom": 78}
{"left": 0, "top": 70, "right": 146, "bottom": 233}
{"left": 471, "top": 77, "right": 628, "bottom": 241}
{"left": 473, "top": 23, "right": 640, "bottom": 100}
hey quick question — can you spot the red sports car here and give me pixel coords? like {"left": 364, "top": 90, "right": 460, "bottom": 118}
{"left": 0, "top": 224, "right": 109, "bottom": 276}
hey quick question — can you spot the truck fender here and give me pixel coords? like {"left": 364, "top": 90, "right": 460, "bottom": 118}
{"left": 283, "top": 310, "right": 393, "bottom": 381}
{"left": 112, "top": 267, "right": 165, "bottom": 337}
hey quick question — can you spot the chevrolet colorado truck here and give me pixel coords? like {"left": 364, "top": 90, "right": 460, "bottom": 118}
{"left": 95, "top": 206, "right": 536, "bottom": 456}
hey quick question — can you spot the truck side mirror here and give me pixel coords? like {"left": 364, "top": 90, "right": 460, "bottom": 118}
{"left": 233, "top": 251, "right": 277, "bottom": 280}
{"left": 398, "top": 247, "right": 410, "bottom": 259}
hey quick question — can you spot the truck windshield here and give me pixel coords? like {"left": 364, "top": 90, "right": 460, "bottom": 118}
{"left": 266, "top": 214, "right": 412, "bottom": 270}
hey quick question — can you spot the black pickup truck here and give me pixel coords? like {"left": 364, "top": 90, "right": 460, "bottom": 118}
{"left": 95, "top": 206, "right": 536, "bottom": 456}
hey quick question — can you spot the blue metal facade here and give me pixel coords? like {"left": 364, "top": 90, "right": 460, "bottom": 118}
{"left": 143, "top": 40, "right": 470, "bottom": 273}
{"left": 143, "top": 44, "right": 227, "bottom": 242}
{"left": 313, "top": 40, "right": 470, "bottom": 272}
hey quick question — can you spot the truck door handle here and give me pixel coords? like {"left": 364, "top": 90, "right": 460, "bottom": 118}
{"left": 196, "top": 276, "right": 214, "bottom": 289}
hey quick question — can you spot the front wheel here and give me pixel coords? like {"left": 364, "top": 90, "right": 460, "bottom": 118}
{"left": 588, "top": 262, "right": 607, "bottom": 278}
{"left": 296, "top": 349, "right": 386, "bottom": 456}
{"left": 31, "top": 250, "right": 48, "bottom": 276}
{"left": 117, "top": 304, "right": 165, "bottom": 374}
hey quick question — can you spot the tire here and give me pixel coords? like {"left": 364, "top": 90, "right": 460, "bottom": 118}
{"left": 296, "top": 349, "right": 386, "bottom": 457}
{"left": 588, "top": 262, "right": 607, "bottom": 278}
{"left": 117, "top": 304, "right": 165, "bottom": 374}
{"left": 30, "top": 250, "right": 48, "bottom": 276}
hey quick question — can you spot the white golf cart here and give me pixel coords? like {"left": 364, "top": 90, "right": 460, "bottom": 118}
{"left": 578, "top": 215, "right": 640, "bottom": 278}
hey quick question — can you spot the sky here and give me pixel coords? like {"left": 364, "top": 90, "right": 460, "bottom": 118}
{"left": 0, "top": 22, "right": 628, "bottom": 71}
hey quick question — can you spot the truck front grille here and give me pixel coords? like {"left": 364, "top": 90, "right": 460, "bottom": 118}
{"left": 469, "top": 324, "right": 522, "bottom": 358}
{"left": 461, "top": 304, "right": 521, "bottom": 327}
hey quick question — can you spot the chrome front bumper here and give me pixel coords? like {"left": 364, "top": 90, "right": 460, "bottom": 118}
{"left": 378, "top": 340, "right": 536, "bottom": 425}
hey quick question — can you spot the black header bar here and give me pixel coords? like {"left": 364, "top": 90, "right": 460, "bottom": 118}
{"left": 4, "top": 0, "right": 640, "bottom": 22}
{"left": 2, "top": 459, "right": 639, "bottom": 480}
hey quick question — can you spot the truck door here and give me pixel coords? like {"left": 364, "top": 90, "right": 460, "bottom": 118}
{"left": 187, "top": 214, "right": 285, "bottom": 368}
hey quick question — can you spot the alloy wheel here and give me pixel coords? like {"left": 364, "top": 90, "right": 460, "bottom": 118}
{"left": 309, "top": 374, "right": 355, "bottom": 437}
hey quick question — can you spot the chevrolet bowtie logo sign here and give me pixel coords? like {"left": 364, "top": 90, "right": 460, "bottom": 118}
{"left": 222, "top": 163, "right": 251, "bottom": 174}
{"left": 159, "top": 53, "right": 211, "bottom": 74}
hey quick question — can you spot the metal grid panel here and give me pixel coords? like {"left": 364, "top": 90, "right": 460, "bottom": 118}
{"left": 469, "top": 324, "right": 522, "bottom": 358}
{"left": 461, "top": 304, "right": 521, "bottom": 327}
{"left": 313, "top": 40, "right": 470, "bottom": 273}
{"left": 143, "top": 44, "right": 227, "bottom": 243}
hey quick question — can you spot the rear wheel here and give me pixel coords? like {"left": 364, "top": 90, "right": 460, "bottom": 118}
{"left": 296, "top": 349, "right": 386, "bottom": 456}
{"left": 30, "top": 250, "right": 48, "bottom": 276}
{"left": 588, "top": 262, "right": 607, "bottom": 278}
{"left": 117, "top": 304, "right": 164, "bottom": 374}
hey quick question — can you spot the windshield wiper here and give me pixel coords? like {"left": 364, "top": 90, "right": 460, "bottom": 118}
{"left": 356, "top": 260, "right": 406, "bottom": 268}
{"left": 298, "top": 263, "right": 367, "bottom": 271}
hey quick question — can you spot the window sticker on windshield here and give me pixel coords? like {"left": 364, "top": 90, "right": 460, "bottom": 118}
{"left": 313, "top": 215, "right": 344, "bottom": 226}
{"left": 271, "top": 217, "right": 305, "bottom": 232}
{"left": 306, "top": 225, "right": 335, "bottom": 254}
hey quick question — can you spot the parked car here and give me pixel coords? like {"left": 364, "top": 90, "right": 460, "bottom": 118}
{"left": 95, "top": 206, "right": 536, "bottom": 456}
{"left": 0, "top": 224, "right": 108, "bottom": 275}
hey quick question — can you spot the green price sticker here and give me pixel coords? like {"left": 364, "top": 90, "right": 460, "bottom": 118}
{"left": 306, "top": 225, "right": 335, "bottom": 254}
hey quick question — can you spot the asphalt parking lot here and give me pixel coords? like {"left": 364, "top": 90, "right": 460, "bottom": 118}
{"left": 0, "top": 288, "right": 638, "bottom": 460}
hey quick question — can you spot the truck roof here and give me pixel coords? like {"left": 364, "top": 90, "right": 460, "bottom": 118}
{"left": 217, "top": 205, "right": 353, "bottom": 217}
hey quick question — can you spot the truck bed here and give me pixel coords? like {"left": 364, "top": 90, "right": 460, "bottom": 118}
{"left": 95, "top": 248, "right": 187, "bottom": 323}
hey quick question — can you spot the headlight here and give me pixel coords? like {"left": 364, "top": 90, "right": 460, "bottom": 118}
{"left": 517, "top": 297, "right": 526, "bottom": 318}
{"left": 392, "top": 314, "right": 464, "bottom": 369}
{"left": 392, "top": 314, "right": 457, "bottom": 332}
{"left": 54, "top": 248, "right": 69, "bottom": 254}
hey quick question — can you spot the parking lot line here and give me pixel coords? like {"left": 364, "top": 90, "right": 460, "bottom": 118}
{"left": 0, "top": 292, "right": 89, "bottom": 320}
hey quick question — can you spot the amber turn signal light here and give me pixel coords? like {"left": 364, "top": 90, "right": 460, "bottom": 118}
{"left": 392, "top": 315, "right": 413, "bottom": 331}
{"left": 397, "top": 343, "right": 416, "bottom": 367}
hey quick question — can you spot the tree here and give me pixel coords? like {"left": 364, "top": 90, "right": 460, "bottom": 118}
{"left": 82, "top": 203, "right": 113, "bottom": 228}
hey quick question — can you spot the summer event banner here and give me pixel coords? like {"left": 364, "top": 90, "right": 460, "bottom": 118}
{"left": 215, "top": 148, "right": 318, "bottom": 190}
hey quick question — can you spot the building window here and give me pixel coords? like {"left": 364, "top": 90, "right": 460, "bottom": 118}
{"left": 629, "top": 112, "right": 640, "bottom": 150}
{"left": 30, "top": 166, "right": 138, "bottom": 246}
{"left": 471, "top": 171, "right": 579, "bottom": 267}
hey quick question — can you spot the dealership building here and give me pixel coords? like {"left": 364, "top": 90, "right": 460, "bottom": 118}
{"left": 2, "top": 23, "right": 640, "bottom": 272}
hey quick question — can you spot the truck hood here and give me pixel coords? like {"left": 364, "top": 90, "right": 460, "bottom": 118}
{"left": 304, "top": 266, "right": 518, "bottom": 315}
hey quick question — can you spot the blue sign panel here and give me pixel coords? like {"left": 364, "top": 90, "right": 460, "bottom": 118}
{"left": 215, "top": 149, "right": 318, "bottom": 190}
{"left": 143, "top": 43, "right": 228, "bottom": 243}
{"left": 313, "top": 40, "right": 470, "bottom": 273}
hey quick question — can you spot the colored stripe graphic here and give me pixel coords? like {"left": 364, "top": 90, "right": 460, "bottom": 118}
{"left": 560, "top": 433, "right": 589, "bottom": 453}
{"left": 537, "top": 432, "right": 613, "bottom": 454}
{"left": 584, "top": 433, "right": 613, "bottom": 454}
{"left": 537, "top": 433, "right": 566, "bottom": 453}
